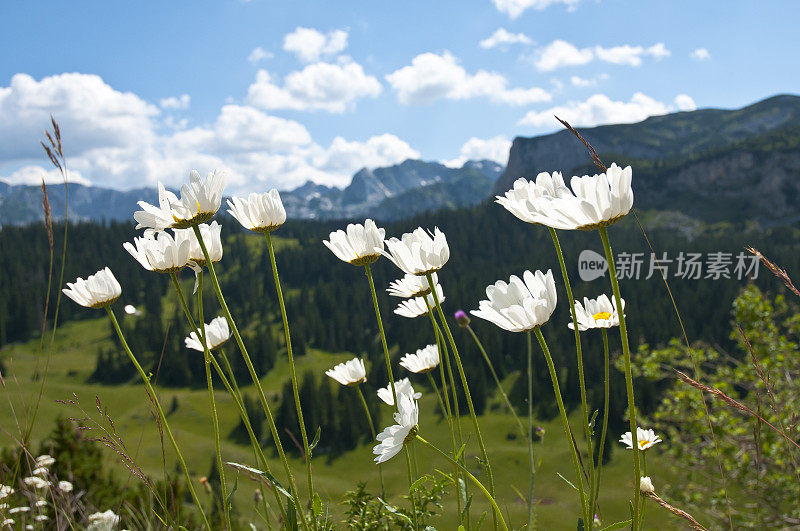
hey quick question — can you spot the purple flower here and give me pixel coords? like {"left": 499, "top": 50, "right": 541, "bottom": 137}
{"left": 454, "top": 310, "right": 470, "bottom": 327}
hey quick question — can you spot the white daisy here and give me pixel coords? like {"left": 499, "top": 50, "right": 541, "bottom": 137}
{"left": 380, "top": 227, "right": 450, "bottom": 276}
{"left": 497, "top": 164, "right": 634, "bottom": 230}
{"left": 620, "top": 427, "right": 663, "bottom": 451}
{"left": 568, "top": 294, "right": 625, "bottom": 331}
{"left": 323, "top": 219, "right": 386, "bottom": 266}
{"left": 377, "top": 377, "right": 422, "bottom": 406}
{"left": 373, "top": 393, "right": 419, "bottom": 464}
{"left": 387, "top": 273, "right": 438, "bottom": 298}
{"left": 123, "top": 230, "right": 192, "bottom": 273}
{"left": 471, "top": 270, "right": 557, "bottom": 332}
{"left": 62, "top": 268, "right": 121, "bottom": 309}
{"left": 399, "top": 345, "right": 439, "bottom": 374}
{"left": 176, "top": 221, "right": 223, "bottom": 266}
{"left": 394, "top": 286, "right": 445, "bottom": 319}
{"left": 325, "top": 358, "right": 367, "bottom": 386}
{"left": 185, "top": 317, "right": 231, "bottom": 351}
{"left": 227, "top": 190, "right": 286, "bottom": 233}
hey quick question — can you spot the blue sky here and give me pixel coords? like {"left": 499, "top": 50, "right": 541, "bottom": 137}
{"left": 0, "top": 0, "right": 797, "bottom": 193}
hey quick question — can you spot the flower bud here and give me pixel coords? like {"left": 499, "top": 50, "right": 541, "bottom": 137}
{"left": 639, "top": 476, "right": 655, "bottom": 494}
{"left": 454, "top": 310, "right": 470, "bottom": 327}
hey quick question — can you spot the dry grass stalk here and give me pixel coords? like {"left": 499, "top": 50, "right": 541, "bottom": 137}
{"left": 675, "top": 370, "right": 800, "bottom": 451}
{"left": 644, "top": 491, "right": 707, "bottom": 530}
{"left": 747, "top": 246, "right": 800, "bottom": 298}
{"left": 41, "top": 180, "right": 53, "bottom": 250}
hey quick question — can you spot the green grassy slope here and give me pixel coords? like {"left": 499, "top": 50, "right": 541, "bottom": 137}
{"left": 0, "top": 315, "right": 685, "bottom": 529}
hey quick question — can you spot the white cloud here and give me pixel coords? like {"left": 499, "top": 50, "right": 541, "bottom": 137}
{"left": 570, "top": 75, "right": 594, "bottom": 87}
{"left": 690, "top": 48, "right": 711, "bottom": 61}
{"left": 535, "top": 40, "right": 670, "bottom": 71}
{"left": 443, "top": 135, "right": 511, "bottom": 167}
{"left": 283, "top": 27, "right": 348, "bottom": 63}
{"left": 386, "top": 51, "right": 550, "bottom": 106}
{"left": 646, "top": 43, "right": 671, "bottom": 59}
{"left": 246, "top": 60, "right": 382, "bottom": 113}
{"left": 312, "top": 134, "right": 420, "bottom": 176}
{"left": 1, "top": 165, "right": 91, "bottom": 186}
{"left": 0, "top": 72, "right": 158, "bottom": 160}
{"left": 0, "top": 72, "right": 421, "bottom": 193}
{"left": 160, "top": 94, "right": 190, "bottom": 110}
{"left": 492, "top": 0, "right": 580, "bottom": 19}
{"left": 248, "top": 46, "right": 273, "bottom": 64}
{"left": 534, "top": 40, "right": 593, "bottom": 71}
{"left": 517, "top": 92, "right": 694, "bottom": 128}
{"left": 479, "top": 28, "right": 533, "bottom": 49}
{"left": 594, "top": 43, "right": 670, "bottom": 66}
{"left": 673, "top": 94, "right": 697, "bottom": 111}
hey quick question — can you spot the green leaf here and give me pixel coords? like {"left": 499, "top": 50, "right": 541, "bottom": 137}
{"left": 286, "top": 498, "right": 298, "bottom": 531}
{"left": 600, "top": 519, "right": 633, "bottom": 530}
{"left": 460, "top": 493, "right": 473, "bottom": 521}
{"left": 226, "top": 461, "right": 294, "bottom": 501}
{"left": 476, "top": 511, "right": 487, "bottom": 530}
{"left": 556, "top": 472, "right": 578, "bottom": 491}
{"left": 309, "top": 426, "right": 322, "bottom": 452}
{"left": 411, "top": 474, "right": 432, "bottom": 491}
{"left": 377, "top": 498, "right": 413, "bottom": 526}
{"left": 226, "top": 472, "right": 239, "bottom": 512}
{"left": 312, "top": 492, "right": 323, "bottom": 516}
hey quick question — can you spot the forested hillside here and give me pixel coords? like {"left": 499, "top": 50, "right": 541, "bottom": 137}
{"left": 2, "top": 201, "right": 798, "bottom": 458}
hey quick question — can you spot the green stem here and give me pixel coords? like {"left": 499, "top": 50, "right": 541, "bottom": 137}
{"left": 197, "top": 272, "right": 230, "bottom": 529}
{"left": 534, "top": 327, "right": 589, "bottom": 525}
{"left": 364, "top": 264, "right": 398, "bottom": 410}
{"left": 192, "top": 225, "right": 309, "bottom": 531}
{"left": 171, "top": 274, "right": 287, "bottom": 524}
{"left": 356, "top": 386, "right": 385, "bottom": 498}
{"left": 599, "top": 226, "right": 640, "bottom": 529}
{"left": 265, "top": 233, "right": 314, "bottom": 503}
{"left": 425, "top": 372, "right": 448, "bottom": 425}
{"left": 466, "top": 325, "right": 526, "bottom": 438}
{"left": 549, "top": 227, "right": 593, "bottom": 511}
{"left": 526, "top": 330, "right": 535, "bottom": 529}
{"left": 404, "top": 446, "right": 419, "bottom": 529}
{"left": 415, "top": 435, "right": 508, "bottom": 531}
{"left": 640, "top": 453, "right": 648, "bottom": 530}
{"left": 105, "top": 307, "right": 210, "bottom": 529}
{"left": 424, "top": 302, "right": 463, "bottom": 525}
{"left": 593, "top": 329, "right": 611, "bottom": 519}
{"left": 426, "top": 272, "right": 496, "bottom": 530}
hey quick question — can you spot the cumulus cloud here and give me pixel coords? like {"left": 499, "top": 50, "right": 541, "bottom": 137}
{"left": 443, "top": 135, "right": 511, "bottom": 167}
{"left": 160, "top": 94, "right": 190, "bottom": 110}
{"left": 283, "top": 27, "right": 348, "bottom": 63}
{"left": 690, "top": 48, "right": 711, "bottom": 61}
{"left": 517, "top": 92, "right": 694, "bottom": 128}
{"left": 312, "top": 134, "right": 420, "bottom": 175}
{"left": 569, "top": 74, "right": 609, "bottom": 87}
{"left": 534, "top": 40, "right": 594, "bottom": 71}
{"left": 479, "top": 28, "right": 532, "bottom": 49}
{"left": 0, "top": 72, "right": 419, "bottom": 193}
{"left": 673, "top": 94, "right": 697, "bottom": 111}
{"left": 246, "top": 60, "right": 382, "bottom": 113}
{"left": 492, "top": 0, "right": 580, "bottom": 19}
{"left": 1, "top": 165, "right": 91, "bottom": 186}
{"left": 534, "top": 40, "right": 670, "bottom": 71}
{"left": 386, "top": 51, "right": 550, "bottom": 105}
{"left": 0, "top": 72, "right": 158, "bottom": 160}
{"left": 248, "top": 46, "right": 273, "bottom": 64}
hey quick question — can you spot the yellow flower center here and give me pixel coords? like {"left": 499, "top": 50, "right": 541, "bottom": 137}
{"left": 593, "top": 311, "right": 612, "bottom": 322}
{"left": 638, "top": 439, "right": 650, "bottom": 448}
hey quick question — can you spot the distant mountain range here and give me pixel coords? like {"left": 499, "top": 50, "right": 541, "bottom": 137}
{"left": 0, "top": 159, "right": 503, "bottom": 226}
{"left": 3, "top": 94, "right": 800, "bottom": 227}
